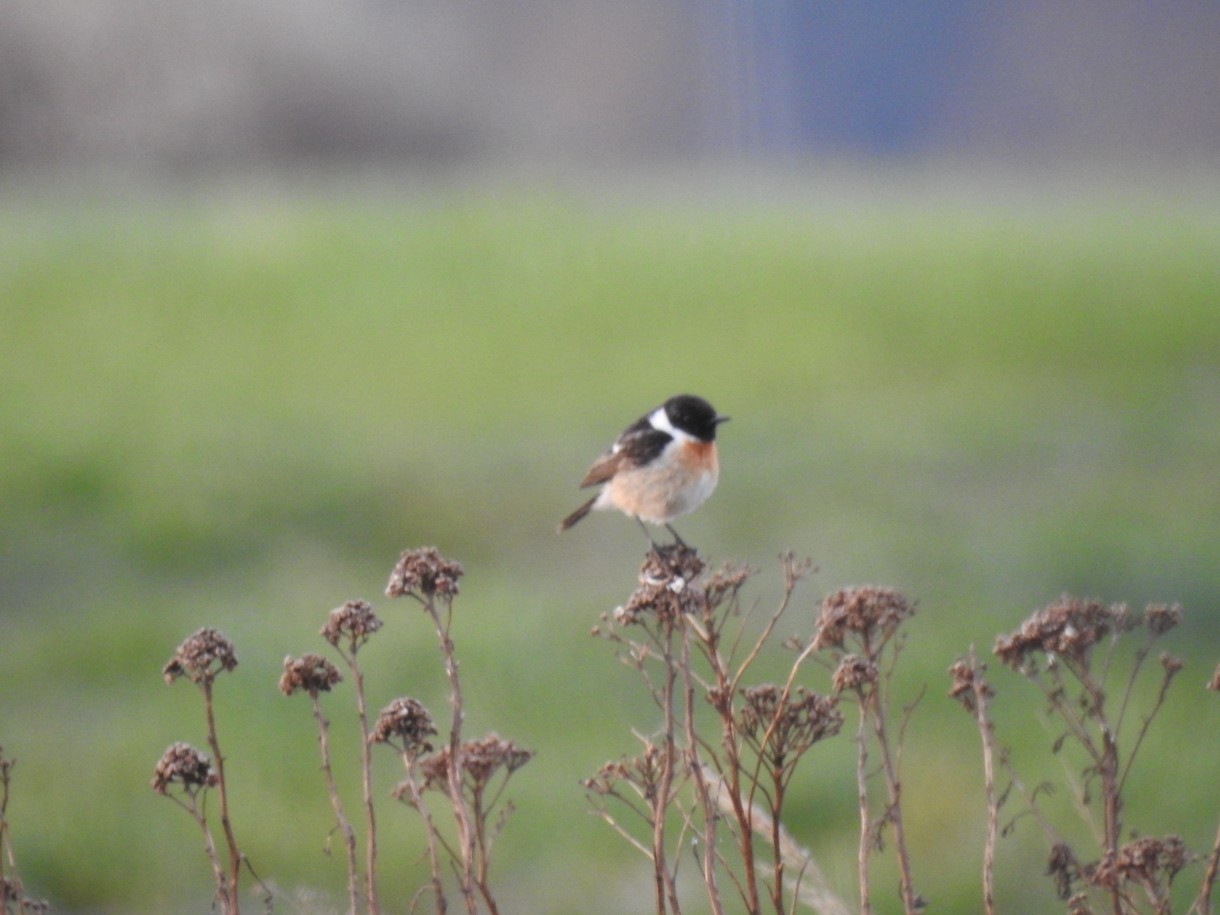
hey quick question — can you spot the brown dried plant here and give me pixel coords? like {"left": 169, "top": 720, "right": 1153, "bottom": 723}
{"left": 814, "top": 585, "right": 924, "bottom": 915}
{"left": 1, "top": 748, "right": 50, "bottom": 915}
{"left": 159, "top": 628, "right": 268, "bottom": 914}
{"left": 587, "top": 545, "right": 851, "bottom": 915}
{"left": 951, "top": 596, "right": 1217, "bottom": 915}
{"left": 320, "top": 599, "right": 385, "bottom": 914}
{"left": 384, "top": 547, "right": 532, "bottom": 915}
{"left": 279, "top": 653, "right": 360, "bottom": 915}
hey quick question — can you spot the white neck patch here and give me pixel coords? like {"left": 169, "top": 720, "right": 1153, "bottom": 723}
{"left": 650, "top": 405, "right": 695, "bottom": 442}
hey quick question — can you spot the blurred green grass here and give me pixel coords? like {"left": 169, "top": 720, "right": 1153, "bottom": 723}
{"left": 1, "top": 181, "right": 1218, "bottom": 913}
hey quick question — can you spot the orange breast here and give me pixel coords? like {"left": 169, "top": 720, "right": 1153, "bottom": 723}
{"left": 678, "top": 440, "right": 718, "bottom": 473}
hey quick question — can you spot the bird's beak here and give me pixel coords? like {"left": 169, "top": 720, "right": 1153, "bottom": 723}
{"left": 715, "top": 415, "right": 731, "bottom": 425}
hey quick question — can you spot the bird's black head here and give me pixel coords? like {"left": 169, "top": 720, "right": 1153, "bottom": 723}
{"left": 664, "top": 394, "right": 729, "bottom": 442}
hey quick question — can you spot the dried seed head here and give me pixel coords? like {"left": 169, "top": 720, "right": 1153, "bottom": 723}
{"left": 386, "top": 547, "right": 464, "bottom": 599}
{"left": 1092, "top": 835, "right": 1189, "bottom": 891}
{"left": 1144, "top": 602, "right": 1182, "bottom": 636}
{"left": 699, "top": 561, "right": 752, "bottom": 604}
{"left": 1160, "top": 652, "right": 1184, "bottom": 678}
{"left": 617, "top": 544, "right": 706, "bottom": 625}
{"left": 1066, "top": 893, "right": 1095, "bottom": 915}
{"left": 582, "top": 758, "right": 633, "bottom": 796}
{"left": 419, "top": 733, "right": 533, "bottom": 794}
{"left": 737, "top": 684, "right": 842, "bottom": 765}
{"left": 994, "top": 596, "right": 1121, "bottom": 671}
{"left": 458, "top": 733, "right": 534, "bottom": 784}
{"left": 582, "top": 742, "right": 665, "bottom": 798}
{"left": 321, "top": 600, "right": 383, "bottom": 649}
{"left": 151, "top": 742, "right": 217, "bottom": 794}
{"left": 948, "top": 655, "right": 993, "bottom": 710}
{"left": 162, "top": 628, "right": 237, "bottom": 685}
{"left": 371, "top": 697, "right": 437, "bottom": 754}
{"left": 1, "top": 878, "right": 48, "bottom": 915}
{"left": 1208, "top": 661, "right": 1220, "bottom": 692}
{"left": 813, "top": 586, "right": 914, "bottom": 651}
{"left": 1047, "top": 842, "right": 1080, "bottom": 900}
{"left": 832, "top": 654, "right": 879, "bottom": 694}
{"left": 279, "top": 654, "right": 343, "bottom": 696}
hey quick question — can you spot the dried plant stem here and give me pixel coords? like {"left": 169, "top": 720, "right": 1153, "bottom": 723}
{"left": 679, "top": 629, "right": 725, "bottom": 915}
{"left": 720, "top": 737, "right": 761, "bottom": 914}
{"left": 968, "top": 652, "right": 999, "bottom": 915}
{"left": 951, "top": 650, "right": 1002, "bottom": 915}
{"left": 700, "top": 766, "right": 850, "bottom": 915}
{"left": 397, "top": 753, "right": 446, "bottom": 915}
{"left": 164, "top": 791, "right": 227, "bottom": 904}
{"left": 1189, "top": 815, "right": 1220, "bottom": 915}
{"left": 202, "top": 680, "right": 242, "bottom": 915}
{"left": 0, "top": 751, "right": 14, "bottom": 897}
{"left": 469, "top": 784, "right": 502, "bottom": 915}
{"left": 653, "top": 626, "right": 681, "bottom": 915}
{"left": 310, "top": 696, "right": 361, "bottom": 915}
{"left": 867, "top": 669, "right": 919, "bottom": 913}
{"left": 1076, "top": 673, "right": 1124, "bottom": 915}
{"left": 345, "top": 653, "right": 380, "bottom": 915}
{"left": 422, "top": 597, "right": 478, "bottom": 915}
{"left": 854, "top": 709, "right": 872, "bottom": 915}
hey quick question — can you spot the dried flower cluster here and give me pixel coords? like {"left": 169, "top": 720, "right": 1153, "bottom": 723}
{"left": 418, "top": 734, "right": 533, "bottom": 795}
{"left": 582, "top": 742, "right": 666, "bottom": 798}
{"left": 737, "top": 684, "right": 842, "bottom": 765}
{"left": 813, "top": 585, "right": 915, "bottom": 650}
{"left": 1144, "top": 603, "right": 1183, "bottom": 636}
{"left": 1095, "top": 835, "right": 1189, "bottom": 891}
{"left": 616, "top": 543, "right": 707, "bottom": 625}
{"left": 320, "top": 599, "right": 383, "bottom": 650}
{"left": 385, "top": 546, "right": 464, "bottom": 599}
{"left": 947, "top": 654, "right": 994, "bottom": 711}
{"left": 2, "top": 878, "right": 50, "bottom": 914}
{"left": 162, "top": 628, "right": 238, "bottom": 685}
{"left": 994, "top": 596, "right": 1124, "bottom": 669}
{"left": 832, "top": 653, "right": 880, "bottom": 694}
{"left": 370, "top": 697, "right": 437, "bottom": 754}
{"left": 701, "top": 562, "right": 754, "bottom": 605}
{"left": 278, "top": 654, "right": 343, "bottom": 697}
{"left": 150, "top": 742, "right": 217, "bottom": 795}
{"left": 994, "top": 597, "right": 1185, "bottom": 671}
{"left": 1049, "top": 834, "right": 1192, "bottom": 904}
{"left": 1047, "top": 843, "right": 1081, "bottom": 900}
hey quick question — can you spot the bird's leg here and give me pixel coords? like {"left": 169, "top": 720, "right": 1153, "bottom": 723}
{"left": 635, "top": 517, "right": 662, "bottom": 552}
{"left": 664, "top": 524, "right": 690, "bottom": 550}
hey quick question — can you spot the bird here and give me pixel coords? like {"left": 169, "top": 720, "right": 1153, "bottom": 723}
{"left": 558, "top": 394, "right": 729, "bottom": 546}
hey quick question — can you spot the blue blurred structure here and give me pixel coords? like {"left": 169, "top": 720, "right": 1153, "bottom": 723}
{"left": 0, "top": 0, "right": 1216, "bottom": 171}
{"left": 697, "top": 1, "right": 982, "bottom": 155}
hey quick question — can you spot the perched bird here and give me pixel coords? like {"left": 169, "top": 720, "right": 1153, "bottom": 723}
{"left": 559, "top": 394, "right": 729, "bottom": 545}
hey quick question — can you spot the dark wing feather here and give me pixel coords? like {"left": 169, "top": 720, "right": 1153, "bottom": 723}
{"left": 579, "top": 428, "right": 672, "bottom": 488}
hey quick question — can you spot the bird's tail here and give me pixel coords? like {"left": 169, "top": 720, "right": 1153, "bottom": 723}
{"left": 558, "top": 496, "right": 597, "bottom": 533}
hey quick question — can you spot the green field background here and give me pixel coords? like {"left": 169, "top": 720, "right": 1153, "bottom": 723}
{"left": 2, "top": 178, "right": 1218, "bottom": 913}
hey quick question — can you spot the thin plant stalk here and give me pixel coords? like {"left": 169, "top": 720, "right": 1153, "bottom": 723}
{"left": 854, "top": 707, "right": 872, "bottom": 915}
{"left": 950, "top": 648, "right": 998, "bottom": 915}
{"left": 326, "top": 639, "right": 380, "bottom": 915}
{"left": 417, "top": 590, "right": 478, "bottom": 915}
{"left": 653, "top": 623, "right": 681, "bottom": 915}
{"left": 397, "top": 752, "right": 446, "bottom": 915}
{"left": 679, "top": 623, "right": 725, "bottom": 915}
{"left": 1190, "top": 815, "right": 1220, "bottom": 915}
{"left": 867, "top": 687, "right": 918, "bottom": 914}
{"left": 202, "top": 679, "right": 242, "bottom": 915}
{"left": 309, "top": 695, "right": 360, "bottom": 915}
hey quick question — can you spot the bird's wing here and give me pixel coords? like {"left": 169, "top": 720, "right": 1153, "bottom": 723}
{"left": 578, "top": 427, "right": 672, "bottom": 488}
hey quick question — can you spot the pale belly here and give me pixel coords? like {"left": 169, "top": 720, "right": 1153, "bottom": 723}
{"left": 598, "top": 460, "right": 719, "bottom": 524}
